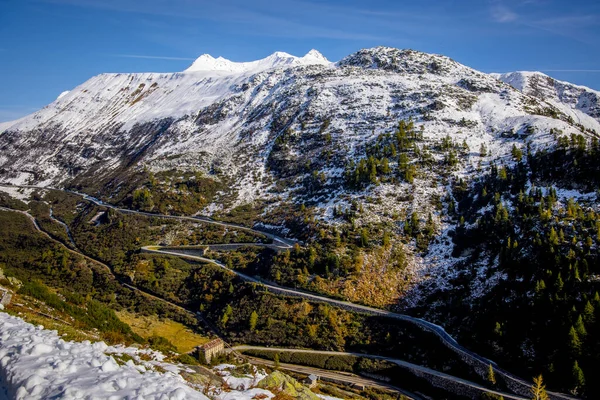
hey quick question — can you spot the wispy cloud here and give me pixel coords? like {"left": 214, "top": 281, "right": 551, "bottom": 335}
{"left": 540, "top": 69, "right": 600, "bottom": 72}
{"left": 35, "top": 0, "right": 386, "bottom": 42}
{"left": 486, "top": 0, "right": 599, "bottom": 46}
{"left": 111, "top": 54, "right": 195, "bottom": 61}
{"left": 522, "top": 14, "right": 600, "bottom": 45}
{"left": 490, "top": 4, "right": 519, "bottom": 22}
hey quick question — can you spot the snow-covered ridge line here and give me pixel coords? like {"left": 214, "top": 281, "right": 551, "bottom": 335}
{"left": 0, "top": 46, "right": 596, "bottom": 193}
{"left": 491, "top": 71, "right": 600, "bottom": 96}
{"left": 0, "top": 312, "right": 208, "bottom": 400}
{"left": 491, "top": 71, "right": 600, "bottom": 132}
{"left": 184, "top": 49, "right": 331, "bottom": 73}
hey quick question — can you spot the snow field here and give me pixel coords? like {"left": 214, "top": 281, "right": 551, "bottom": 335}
{"left": 0, "top": 312, "right": 209, "bottom": 400}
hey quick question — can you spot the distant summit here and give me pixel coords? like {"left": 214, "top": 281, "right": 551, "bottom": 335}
{"left": 184, "top": 49, "right": 331, "bottom": 74}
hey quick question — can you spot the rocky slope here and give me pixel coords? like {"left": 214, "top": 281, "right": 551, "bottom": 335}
{"left": 492, "top": 71, "right": 600, "bottom": 133}
{"left": 1, "top": 47, "right": 598, "bottom": 300}
{"left": 0, "top": 47, "right": 590, "bottom": 199}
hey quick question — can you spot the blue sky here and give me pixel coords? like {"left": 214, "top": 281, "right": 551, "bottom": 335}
{"left": 1, "top": 0, "right": 599, "bottom": 122}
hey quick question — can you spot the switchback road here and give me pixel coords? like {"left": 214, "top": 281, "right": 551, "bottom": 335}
{"left": 0, "top": 183, "right": 577, "bottom": 400}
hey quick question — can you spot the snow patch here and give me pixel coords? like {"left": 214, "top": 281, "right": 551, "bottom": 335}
{"left": 56, "top": 91, "right": 70, "bottom": 100}
{"left": 0, "top": 312, "right": 210, "bottom": 400}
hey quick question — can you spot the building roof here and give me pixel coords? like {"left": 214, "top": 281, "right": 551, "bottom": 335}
{"left": 198, "top": 338, "right": 224, "bottom": 351}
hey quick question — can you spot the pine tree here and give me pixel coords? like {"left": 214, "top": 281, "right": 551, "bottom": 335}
{"left": 555, "top": 272, "right": 564, "bottom": 292}
{"left": 382, "top": 231, "right": 390, "bottom": 247}
{"left": 487, "top": 364, "right": 496, "bottom": 385}
{"left": 511, "top": 144, "right": 523, "bottom": 161}
{"left": 480, "top": 143, "right": 488, "bottom": 157}
{"left": 568, "top": 326, "right": 581, "bottom": 355}
{"left": 535, "top": 279, "right": 546, "bottom": 294}
{"left": 410, "top": 212, "right": 420, "bottom": 235}
{"left": 583, "top": 301, "right": 595, "bottom": 324}
{"left": 498, "top": 166, "right": 508, "bottom": 180}
{"left": 575, "top": 315, "right": 587, "bottom": 337}
{"left": 405, "top": 164, "right": 416, "bottom": 183}
{"left": 549, "top": 227, "right": 559, "bottom": 246}
{"left": 360, "top": 228, "right": 369, "bottom": 247}
{"left": 221, "top": 304, "right": 232, "bottom": 327}
{"left": 425, "top": 213, "right": 435, "bottom": 238}
{"left": 530, "top": 375, "right": 549, "bottom": 400}
{"left": 380, "top": 157, "right": 390, "bottom": 174}
{"left": 572, "top": 361, "right": 585, "bottom": 392}
{"left": 249, "top": 310, "right": 258, "bottom": 332}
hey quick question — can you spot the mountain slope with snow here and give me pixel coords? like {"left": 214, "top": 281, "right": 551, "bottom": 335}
{"left": 492, "top": 71, "right": 600, "bottom": 133}
{"left": 0, "top": 47, "right": 588, "bottom": 195}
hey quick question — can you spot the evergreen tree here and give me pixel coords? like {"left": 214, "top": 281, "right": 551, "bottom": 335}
{"left": 425, "top": 213, "right": 436, "bottom": 238}
{"left": 410, "top": 212, "right": 420, "bottom": 235}
{"left": 511, "top": 144, "right": 523, "bottom": 162}
{"left": 555, "top": 272, "right": 564, "bottom": 292}
{"left": 568, "top": 326, "right": 581, "bottom": 356}
{"left": 530, "top": 375, "right": 549, "bottom": 400}
{"left": 221, "top": 304, "right": 232, "bottom": 327}
{"left": 487, "top": 364, "right": 496, "bottom": 385}
{"left": 382, "top": 231, "right": 390, "bottom": 247}
{"left": 571, "top": 361, "right": 585, "bottom": 392}
{"left": 360, "top": 228, "right": 369, "bottom": 247}
{"left": 498, "top": 166, "right": 508, "bottom": 180}
{"left": 480, "top": 143, "right": 488, "bottom": 157}
{"left": 574, "top": 315, "right": 587, "bottom": 337}
{"left": 380, "top": 157, "right": 390, "bottom": 174}
{"left": 548, "top": 227, "right": 558, "bottom": 246}
{"left": 583, "top": 301, "right": 595, "bottom": 324}
{"left": 249, "top": 310, "right": 258, "bottom": 332}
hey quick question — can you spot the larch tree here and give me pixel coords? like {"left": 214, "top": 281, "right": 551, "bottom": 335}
{"left": 249, "top": 310, "right": 258, "bottom": 332}
{"left": 572, "top": 361, "right": 585, "bottom": 393}
{"left": 487, "top": 364, "right": 496, "bottom": 386}
{"left": 530, "top": 375, "right": 549, "bottom": 400}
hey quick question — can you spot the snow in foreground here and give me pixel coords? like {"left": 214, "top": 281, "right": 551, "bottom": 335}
{"left": 0, "top": 312, "right": 209, "bottom": 400}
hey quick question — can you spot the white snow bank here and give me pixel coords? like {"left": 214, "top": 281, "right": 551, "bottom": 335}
{"left": 0, "top": 312, "right": 209, "bottom": 400}
{"left": 213, "top": 363, "right": 268, "bottom": 391}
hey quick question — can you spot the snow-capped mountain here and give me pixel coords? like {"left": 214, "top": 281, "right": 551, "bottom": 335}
{"left": 0, "top": 47, "right": 594, "bottom": 208}
{"left": 492, "top": 71, "right": 600, "bottom": 133}
{"left": 184, "top": 49, "right": 331, "bottom": 73}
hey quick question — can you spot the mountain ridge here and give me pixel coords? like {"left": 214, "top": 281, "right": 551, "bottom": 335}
{"left": 184, "top": 49, "right": 331, "bottom": 73}
{"left": 0, "top": 46, "right": 596, "bottom": 200}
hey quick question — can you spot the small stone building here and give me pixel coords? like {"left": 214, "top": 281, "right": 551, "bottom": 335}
{"left": 196, "top": 338, "right": 225, "bottom": 364}
{"left": 305, "top": 374, "right": 319, "bottom": 388}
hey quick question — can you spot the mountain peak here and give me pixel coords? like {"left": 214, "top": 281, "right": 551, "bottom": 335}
{"left": 184, "top": 50, "right": 330, "bottom": 74}
{"left": 337, "top": 47, "right": 462, "bottom": 76}
{"left": 304, "top": 49, "right": 327, "bottom": 61}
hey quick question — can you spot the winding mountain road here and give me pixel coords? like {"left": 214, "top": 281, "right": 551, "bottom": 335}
{"left": 234, "top": 346, "right": 529, "bottom": 400}
{"left": 0, "top": 183, "right": 577, "bottom": 400}
{"left": 242, "top": 354, "right": 425, "bottom": 400}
